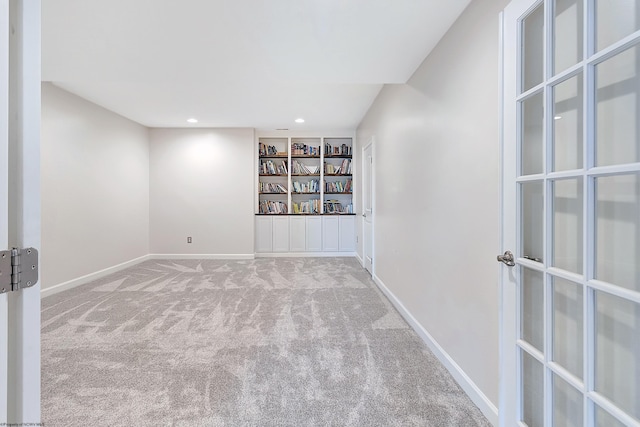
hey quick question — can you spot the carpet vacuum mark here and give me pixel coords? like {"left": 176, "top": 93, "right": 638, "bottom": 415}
{"left": 42, "top": 258, "right": 490, "bottom": 427}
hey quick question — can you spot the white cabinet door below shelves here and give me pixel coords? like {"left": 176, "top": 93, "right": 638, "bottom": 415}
{"left": 290, "top": 216, "right": 306, "bottom": 252}
{"left": 255, "top": 216, "right": 273, "bottom": 253}
{"left": 272, "top": 216, "right": 290, "bottom": 252}
{"left": 339, "top": 216, "right": 356, "bottom": 252}
{"left": 322, "top": 216, "right": 340, "bottom": 252}
{"left": 306, "top": 216, "right": 323, "bottom": 252}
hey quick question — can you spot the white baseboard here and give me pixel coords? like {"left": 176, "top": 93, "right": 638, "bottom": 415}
{"left": 149, "top": 254, "right": 255, "bottom": 260}
{"left": 41, "top": 254, "right": 151, "bottom": 298}
{"left": 254, "top": 252, "right": 356, "bottom": 258}
{"left": 372, "top": 273, "right": 499, "bottom": 426}
{"left": 355, "top": 252, "right": 364, "bottom": 267}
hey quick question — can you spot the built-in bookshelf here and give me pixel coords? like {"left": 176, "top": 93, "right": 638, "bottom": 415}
{"left": 257, "top": 136, "right": 354, "bottom": 215}
{"left": 258, "top": 138, "right": 289, "bottom": 215}
{"left": 322, "top": 138, "right": 353, "bottom": 214}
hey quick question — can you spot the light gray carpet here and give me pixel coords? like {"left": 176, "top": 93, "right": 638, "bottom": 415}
{"left": 42, "top": 258, "right": 490, "bottom": 426}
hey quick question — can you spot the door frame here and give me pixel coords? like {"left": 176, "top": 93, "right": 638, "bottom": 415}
{"left": 0, "top": 0, "right": 9, "bottom": 420}
{"left": 3, "top": 0, "right": 41, "bottom": 424}
{"left": 361, "top": 137, "right": 375, "bottom": 276}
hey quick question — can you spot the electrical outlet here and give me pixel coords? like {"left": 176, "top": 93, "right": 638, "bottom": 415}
{"left": 187, "top": 237, "right": 192, "bottom": 243}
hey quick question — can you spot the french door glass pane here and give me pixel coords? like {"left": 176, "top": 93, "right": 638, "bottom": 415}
{"left": 554, "top": 0, "right": 584, "bottom": 74}
{"left": 552, "top": 277, "right": 583, "bottom": 378}
{"left": 522, "top": 181, "right": 544, "bottom": 261}
{"left": 553, "top": 74, "right": 583, "bottom": 171}
{"left": 552, "top": 373, "right": 583, "bottom": 427}
{"left": 523, "top": 3, "right": 545, "bottom": 92}
{"left": 552, "top": 179, "right": 583, "bottom": 273}
{"left": 596, "top": 0, "right": 640, "bottom": 51}
{"left": 595, "top": 44, "right": 640, "bottom": 166}
{"left": 522, "top": 350, "right": 544, "bottom": 427}
{"left": 522, "top": 92, "right": 545, "bottom": 175}
{"left": 595, "top": 405, "right": 626, "bottom": 427}
{"left": 595, "top": 291, "right": 640, "bottom": 420}
{"left": 522, "top": 268, "right": 544, "bottom": 351}
{"left": 595, "top": 173, "right": 640, "bottom": 291}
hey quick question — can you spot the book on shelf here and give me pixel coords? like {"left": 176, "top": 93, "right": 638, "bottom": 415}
{"left": 259, "top": 143, "right": 279, "bottom": 156}
{"left": 292, "top": 179, "right": 319, "bottom": 193}
{"left": 292, "top": 199, "right": 321, "bottom": 214}
{"left": 324, "top": 142, "right": 352, "bottom": 156}
{"left": 259, "top": 200, "right": 288, "bottom": 214}
{"left": 291, "top": 143, "right": 320, "bottom": 156}
{"left": 323, "top": 200, "right": 353, "bottom": 214}
{"left": 292, "top": 160, "right": 320, "bottom": 175}
{"left": 324, "top": 159, "right": 351, "bottom": 175}
{"left": 259, "top": 182, "right": 287, "bottom": 193}
{"left": 260, "top": 159, "right": 288, "bottom": 175}
{"left": 325, "top": 179, "right": 352, "bottom": 193}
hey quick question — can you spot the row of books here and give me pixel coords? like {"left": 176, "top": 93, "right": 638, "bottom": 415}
{"left": 258, "top": 143, "right": 279, "bottom": 156}
{"left": 324, "top": 143, "right": 352, "bottom": 156}
{"left": 291, "top": 143, "right": 320, "bottom": 156}
{"left": 259, "top": 182, "right": 287, "bottom": 193}
{"left": 324, "top": 200, "right": 353, "bottom": 214}
{"left": 325, "top": 179, "right": 352, "bottom": 193}
{"left": 292, "top": 160, "right": 320, "bottom": 175}
{"left": 324, "top": 159, "right": 352, "bottom": 175}
{"left": 292, "top": 179, "right": 319, "bottom": 193}
{"left": 260, "top": 160, "right": 288, "bottom": 175}
{"left": 293, "top": 199, "right": 322, "bottom": 214}
{"left": 259, "top": 200, "right": 288, "bottom": 214}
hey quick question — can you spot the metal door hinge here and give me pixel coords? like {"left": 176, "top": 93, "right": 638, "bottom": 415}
{"left": 0, "top": 247, "right": 39, "bottom": 293}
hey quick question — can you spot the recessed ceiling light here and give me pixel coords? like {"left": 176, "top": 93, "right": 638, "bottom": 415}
{"left": 295, "top": 118, "right": 305, "bottom": 123}
{"left": 187, "top": 118, "right": 198, "bottom": 123}
{"left": 554, "top": 115, "right": 562, "bottom": 120}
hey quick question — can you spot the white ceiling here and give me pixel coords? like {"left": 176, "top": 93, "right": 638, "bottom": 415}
{"left": 42, "top": 0, "right": 471, "bottom": 130}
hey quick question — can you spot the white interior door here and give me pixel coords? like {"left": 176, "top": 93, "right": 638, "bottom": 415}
{"left": 501, "top": 0, "right": 640, "bottom": 425}
{"left": 1, "top": 0, "right": 41, "bottom": 424}
{"left": 362, "top": 140, "right": 373, "bottom": 275}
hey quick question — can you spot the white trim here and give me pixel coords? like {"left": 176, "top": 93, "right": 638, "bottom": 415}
{"left": 255, "top": 252, "right": 356, "bottom": 258}
{"left": 497, "top": 11, "right": 506, "bottom": 427}
{"left": 372, "top": 273, "right": 498, "bottom": 426}
{"left": 150, "top": 253, "right": 255, "bottom": 260}
{"left": 9, "top": 0, "right": 41, "bottom": 422}
{"left": 354, "top": 251, "right": 364, "bottom": 267}
{"left": 41, "top": 255, "right": 151, "bottom": 298}
{"left": 0, "top": 0, "right": 8, "bottom": 419}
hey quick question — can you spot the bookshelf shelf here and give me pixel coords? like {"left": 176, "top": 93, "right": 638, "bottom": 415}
{"left": 257, "top": 136, "right": 353, "bottom": 215}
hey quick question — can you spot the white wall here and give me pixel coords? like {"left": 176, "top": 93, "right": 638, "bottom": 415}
{"left": 356, "top": 0, "right": 509, "bottom": 411}
{"left": 41, "top": 83, "right": 149, "bottom": 289}
{"left": 149, "top": 128, "right": 255, "bottom": 256}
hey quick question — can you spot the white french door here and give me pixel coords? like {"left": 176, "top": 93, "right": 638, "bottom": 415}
{"left": 501, "top": 0, "right": 640, "bottom": 425}
{"left": 0, "top": 0, "right": 41, "bottom": 424}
